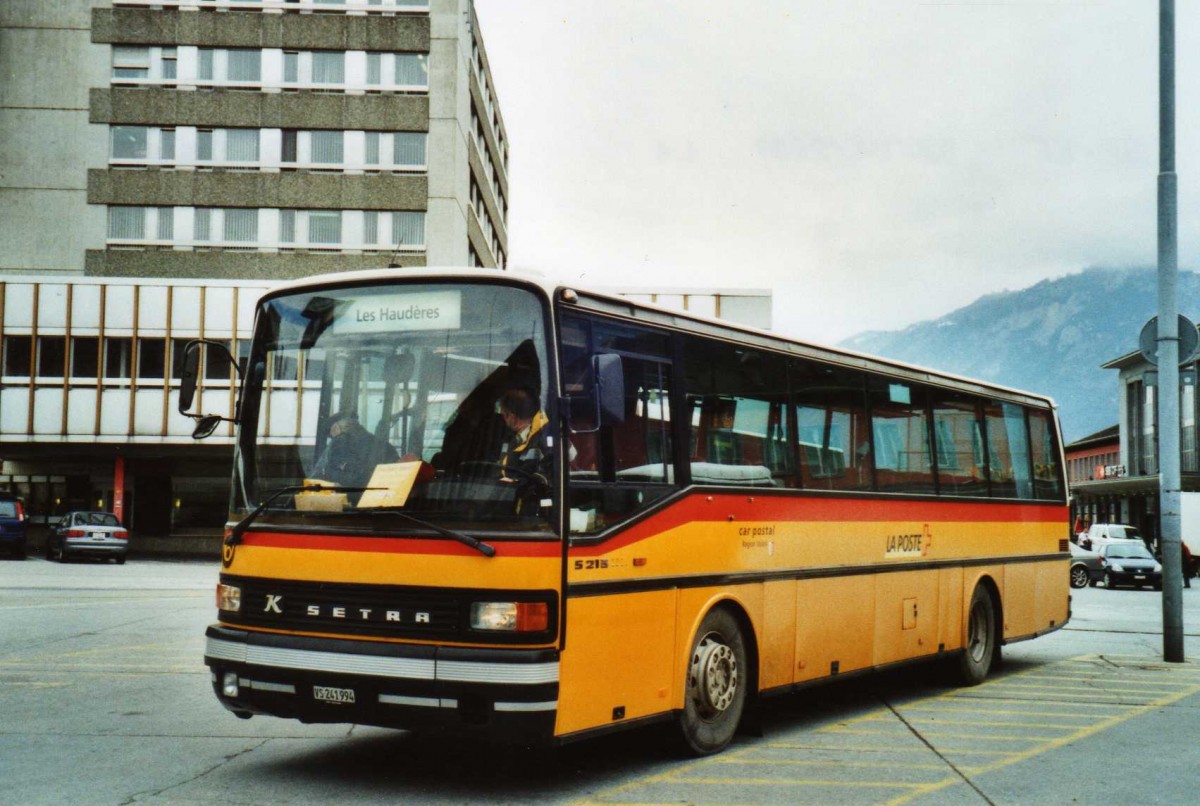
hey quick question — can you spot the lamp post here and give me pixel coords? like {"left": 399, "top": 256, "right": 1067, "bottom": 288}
{"left": 1157, "top": 0, "right": 1184, "bottom": 663}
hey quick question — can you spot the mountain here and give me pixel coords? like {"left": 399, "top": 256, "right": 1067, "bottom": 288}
{"left": 838, "top": 267, "right": 1200, "bottom": 443}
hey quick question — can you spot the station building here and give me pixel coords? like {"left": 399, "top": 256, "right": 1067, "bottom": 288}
{"left": 1070, "top": 335, "right": 1200, "bottom": 550}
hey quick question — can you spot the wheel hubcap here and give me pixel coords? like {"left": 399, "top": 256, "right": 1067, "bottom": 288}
{"left": 967, "top": 604, "right": 988, "bottom": 663}
{"left": 690, "top": 635, "right": 738, "bottom": 717}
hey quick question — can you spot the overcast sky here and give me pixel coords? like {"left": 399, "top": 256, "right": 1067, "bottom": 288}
{"left": 472, "top": 1, "right": 1200, "bottom": 344}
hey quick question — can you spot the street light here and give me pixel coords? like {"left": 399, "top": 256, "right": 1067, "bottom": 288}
{"left": 1156, "top": 0, "right": 1184, "bottom": 663}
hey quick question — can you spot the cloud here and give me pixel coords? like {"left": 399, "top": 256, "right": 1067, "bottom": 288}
{"left": 475, "top": 1, "right": 1197, "bottom": 342}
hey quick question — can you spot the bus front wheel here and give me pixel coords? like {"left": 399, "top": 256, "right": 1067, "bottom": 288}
{"left": 678, "top": 607, "right": 747, "bottom": 755}
{"left": 957, "top": 584, "right": 998, "bottom": 686}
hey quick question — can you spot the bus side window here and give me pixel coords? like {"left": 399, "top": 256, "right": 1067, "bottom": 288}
{"left": 684, "top": 337, "right": 794, "bottom": 488}
{"left": 560, "top": 313, "right": 678, "bottom": 533}
{"left": 1027, "top": 408, "right": 1063, "bottom": 501}
{"left": 793, "top": 360, "right": 872, "bottom": 491}
{"left": 933, "top": 392, "right": 987, "bottom": 497}
{"left": 868, "top": 379, "right": 935, "bottom": 494}
{"left": 985, "top": 400, "right": 1031, "bottom": 499}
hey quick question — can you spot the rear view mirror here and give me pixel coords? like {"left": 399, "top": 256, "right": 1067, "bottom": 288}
{"left": 178, "top": 341, "right": 202, "bottom": 412}
{"left": 594, "top": 353, "right": 625, "bottom": 426}
{"left": 178, "top": 339, "right": 244, "bottom": 439}
{"left": 192, "top": 414, "right": 223, "bottom": 440}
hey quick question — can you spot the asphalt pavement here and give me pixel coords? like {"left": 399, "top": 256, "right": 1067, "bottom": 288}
{"left": 0, "top": 557, "right": 1197, "bottom": 805}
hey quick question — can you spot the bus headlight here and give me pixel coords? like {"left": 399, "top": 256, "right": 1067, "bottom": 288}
{"left": 470, "top": 601, "right": 548, "bottom": 632}
{"left": 217, "top": 583, "right": 242, "bottom": 613}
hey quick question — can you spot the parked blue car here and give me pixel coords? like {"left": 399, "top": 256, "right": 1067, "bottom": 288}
{"left": 0, "top": 493, "right": 29, "bottom": 559}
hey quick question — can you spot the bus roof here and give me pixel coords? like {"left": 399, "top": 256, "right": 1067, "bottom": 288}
{"left": 260, "top": 267, "right": 1058, "bottom": 411}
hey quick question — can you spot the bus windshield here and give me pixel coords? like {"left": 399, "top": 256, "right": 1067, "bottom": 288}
{"left": 233, "top": 281, "right": 554, "bottom": 535}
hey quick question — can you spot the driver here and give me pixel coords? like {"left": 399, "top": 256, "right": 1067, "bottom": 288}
{"left": 498, "top": 388, "right": 552, "bottom": 513}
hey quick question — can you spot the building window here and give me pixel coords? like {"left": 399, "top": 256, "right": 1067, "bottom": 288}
{"left": 194, "top": 208, "right": 212, "bottom": 241}
{"left": 35, "top": 336, "right": 66, "bottom": 379}
{"left": 160, "top": 128, "right": 176, "bottom": 161}
{"left": 226, "top": 49, "right": 261, "bottom": 82}
{"left": 284, "top": 51, "right": 299, "bottom": 83}
{"left": 365, "top": 132, "right": 380, "bottom": 165}
{"left": 111, "top": 126, "right": 148, "bottom": 160}
{"left": 310, "top": 130, "right": 344, "bottom": 164}
{"left": 161, "top": 48, "right": 177, "bottom": 79}
{"left": 363, "top": 211, "right": 379, "bottom": 244}
{"left": 198, "top": 48, "right": 214, "bottom": 81}
{"left": 308, "top": 211, "right": 342, "bottom": 244}
{"left": 1184, "top": 380, "right": 1197, "bottom": 472}
{"left": 137, "top": 338, "right": 166, "bottom": 380}
{"left": 223, "top": 209, "right": 259, "bottom": 242}
{"left": 197, "top": 129, "right": 214, "bottom": 162}
{"left": 112, "top": 46, "right": 149, "bottom": 79}
{"left": 108, "top": 207, "right": 146, "bottom": 240}
{"left": 280, "top": 209, "right": 296, "bottom": 243}
{"left": 281, "top": 130, "right": 298, "bottom": 163}
{"left": 395, "top": 53, "right": 428, "bottom": 87}
{"left": 3, "top": 335, "right": 32, "bottom": 377}
{"left": 393, "top": 132, "right": 426, "bottom": 167}
{"left": 104, "top": 338, "right": 133, "bottom": 380}
{"left": 71, "top": 337, "right": 100, "bottom": 378}
{"left": 205, "top": 340, "right": 234, "bottom": 383}
{"left": 312, "top": 52, "right": 345, "bottom": 84}
{"left": 366, "top": 52, "right": 382, "bottom": 85}
{"left": 157, "top": 207, "right": 174, "bottom": 240}
{"left": 391, "top": 211, "right": 424, "bottom": 247}
{"left": 1142, "top": 382, "right": 1157, "bottom": 475}
{"left": 225, "top": 129, "right": 259, "bottom": 162}
{"left": 170, "top": 339, "right": 191, "bottom": 381}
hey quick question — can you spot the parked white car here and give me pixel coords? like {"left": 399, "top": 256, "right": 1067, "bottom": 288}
{"left": 1078, "top": 523, "right": 1145, "bottom": 552}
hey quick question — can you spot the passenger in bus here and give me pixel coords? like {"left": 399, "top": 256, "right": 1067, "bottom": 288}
{"left": 310, "top": 412, "right": 399, "bottom": 491}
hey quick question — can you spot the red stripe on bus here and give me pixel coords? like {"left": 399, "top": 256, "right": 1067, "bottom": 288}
{"left": 570, "top": 494, "right": 1067, "bottom": 556}
{"left": 240, "top": 532, "right": 561, "bottom": 558}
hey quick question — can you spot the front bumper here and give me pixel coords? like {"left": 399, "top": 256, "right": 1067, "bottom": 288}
{"left": 204, "top": 625, "right": 559, "bottom": 743}
{"left": 1107, "top": 570, "right": 1161, "bottom": 587}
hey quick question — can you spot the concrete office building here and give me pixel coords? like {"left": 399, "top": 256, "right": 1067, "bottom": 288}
{"left": 0, "top": 0, "right": 509, "bottom": 550}
{"left": 2, "top": 0, "right": 509, "bottom": 277}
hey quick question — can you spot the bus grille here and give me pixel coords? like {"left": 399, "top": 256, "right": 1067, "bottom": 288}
{"left": 219, "top": 576, "right": 556, "bottom": 644}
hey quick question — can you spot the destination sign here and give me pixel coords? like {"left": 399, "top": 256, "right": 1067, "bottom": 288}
{"left": 332, "top": 291, "right": 462, "bottom": 334}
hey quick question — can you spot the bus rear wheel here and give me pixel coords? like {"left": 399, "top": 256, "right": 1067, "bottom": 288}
{"left": 678, "top": 607, "right": 746, "bottom": 756}
{"left": 957, "top": 585, "right": 997, "bottom": 686}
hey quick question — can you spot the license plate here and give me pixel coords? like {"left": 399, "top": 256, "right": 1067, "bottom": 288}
{"left": 1134, "top": 575, "right": 1146, "bottom": 580}
{"left": 313, "top": 685, "right": 355, "bottom": 704}
{"left": 92, "top": 533, "right": 107, "bottom": 540}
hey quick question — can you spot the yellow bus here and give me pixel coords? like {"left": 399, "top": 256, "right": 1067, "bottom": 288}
{"left": 187, "top": 268, "right": 1069, "bottom": 754}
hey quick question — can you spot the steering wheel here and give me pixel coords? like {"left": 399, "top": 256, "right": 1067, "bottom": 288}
{"left": 454, "top": 460, "right": 544, "bottom": 485}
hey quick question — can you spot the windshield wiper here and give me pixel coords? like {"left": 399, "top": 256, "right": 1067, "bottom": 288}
{"left": 364, "top": 507, "right": 496, "bottom": 558}
{"left": 226, "top": 484, "right": 327, "bottom": 547}
{"left": 225, "top": 484, "right": 496, "bottom": 558}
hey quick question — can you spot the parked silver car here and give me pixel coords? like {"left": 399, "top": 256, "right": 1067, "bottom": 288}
{"left": 47, "top": 511, "right": 129, "bottom": 564}
{"left": 1069, "top": 542, "right": 1103, "bottom": 588}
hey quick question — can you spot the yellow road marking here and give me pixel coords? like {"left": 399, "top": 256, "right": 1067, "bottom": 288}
{"left": 575, "top": 655, "right": 1200, "bottom": 805}
{"left": 887, "top": 679, "right": 1200, "bottom": 804}
{"left": 716, "top": 758, "right": 950, "bottom": 771}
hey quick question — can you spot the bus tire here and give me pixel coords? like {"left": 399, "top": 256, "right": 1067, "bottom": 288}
{"left": 957, "top": 584, "right": 997, "bottom": 686}
{"left": 678, "top": 607, "right": 747, "bottom": 756}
